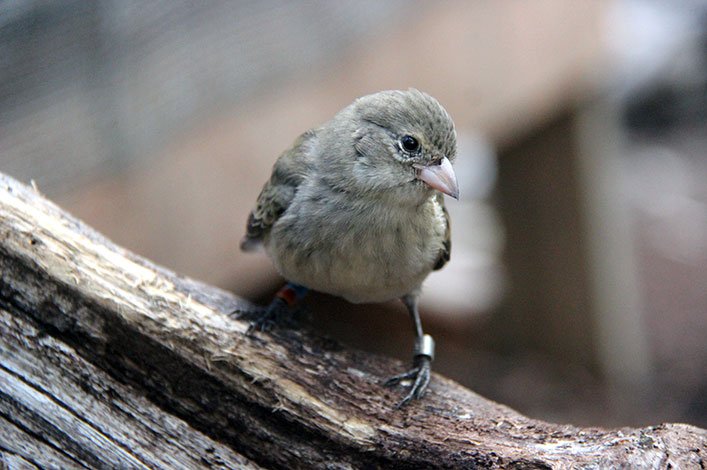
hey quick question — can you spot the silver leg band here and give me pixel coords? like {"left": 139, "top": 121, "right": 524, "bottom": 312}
{"left": 414, "top": 334, "right": 435, "bottom": 361}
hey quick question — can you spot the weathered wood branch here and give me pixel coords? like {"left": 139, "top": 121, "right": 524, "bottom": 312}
{"left": 0, "top": 172, "right": 704, "bottom": 469}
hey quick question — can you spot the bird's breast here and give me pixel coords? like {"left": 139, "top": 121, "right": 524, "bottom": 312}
{"left": 266, "top": 192, "right": 445, "bottom": 303}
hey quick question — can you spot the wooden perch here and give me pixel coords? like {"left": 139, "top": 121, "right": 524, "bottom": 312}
{"left": 0, "top": 172, "right": 704, "bottom": 469}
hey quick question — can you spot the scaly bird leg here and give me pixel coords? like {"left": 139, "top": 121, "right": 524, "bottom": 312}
{"left": 236, "top": 282, "right": 309, "bottom": 335}
{"left": 385, "top": 294, "right": 435, "bottom": 408}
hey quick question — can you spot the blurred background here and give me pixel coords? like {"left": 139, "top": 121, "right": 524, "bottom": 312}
{"left": 1, "top": 0, "right": 705, "bottom": 428}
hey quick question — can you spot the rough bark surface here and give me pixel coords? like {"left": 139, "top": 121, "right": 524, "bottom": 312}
{"left": 0, "top": 172, "right": 704, "bottom": 469}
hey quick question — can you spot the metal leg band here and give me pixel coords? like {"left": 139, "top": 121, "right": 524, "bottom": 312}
{"left": 414, "top": 334, "right": 435, "bottom": 361}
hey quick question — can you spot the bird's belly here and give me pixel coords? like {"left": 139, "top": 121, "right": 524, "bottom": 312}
{"left": 268, "top": 217, "right": 438, "bottom": 303}
{"left": 318, "top": 254, "right": 427, "bottom": 303}
{"left": 278, "top": 249, "right": 429, "bottom": 303}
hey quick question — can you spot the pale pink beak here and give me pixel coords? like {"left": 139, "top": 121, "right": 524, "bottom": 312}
{"left": 414, "top": 157, "right": 459, "bottom": 199}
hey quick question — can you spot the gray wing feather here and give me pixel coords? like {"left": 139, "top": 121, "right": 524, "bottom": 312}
{"left": 240, "top": 130, "right": 316, "bottom": 251}
{"left": 433, "top": 192, "right": 451, "bottom": 270}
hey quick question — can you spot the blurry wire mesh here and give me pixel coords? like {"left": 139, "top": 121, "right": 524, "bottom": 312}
{"left": 0, "top": 0, "right": 406, "bottom": 195}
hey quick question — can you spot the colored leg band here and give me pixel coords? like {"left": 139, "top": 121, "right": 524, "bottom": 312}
{"left": 275, "top": 283, "right": 309, "bottom": 307}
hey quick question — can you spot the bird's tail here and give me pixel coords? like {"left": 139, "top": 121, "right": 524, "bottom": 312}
{"left": 239, "top": 236, "right": 262, "bottom": 252}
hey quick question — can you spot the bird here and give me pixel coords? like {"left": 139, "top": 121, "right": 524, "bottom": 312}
{"left": 239, "top": 89, "right": 458, "bottom": 407}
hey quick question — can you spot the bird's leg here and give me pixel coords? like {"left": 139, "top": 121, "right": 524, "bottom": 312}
{"left": 236, "top": 282, "right": 309, "bottom": 335}
{"left": 385, "top": 294, "right": 435, "bottom": 407}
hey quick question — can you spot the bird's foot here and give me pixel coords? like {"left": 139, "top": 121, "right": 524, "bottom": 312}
{"left": 384, "top": 334, "right": 434, "bottom": 407}
{"left": 385, "top": 356, "right": 432, "bottom": 408}
{"left": 234, "top": 298, "right": 298, "bottom": 335}
{"left": 233, "top": 283, "right": 309, "bottom": 335}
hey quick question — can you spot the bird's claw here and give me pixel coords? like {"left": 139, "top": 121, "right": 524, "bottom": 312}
{"left": 233, "top": 298, "right": 295, "bottom": 335}
{"left": 384, "top": 356, "right": 432, "bottom": 408}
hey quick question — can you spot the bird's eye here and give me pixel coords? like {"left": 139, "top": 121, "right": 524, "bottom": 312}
{"left": 400, "top": 135, "right": 420, "bottom": 153}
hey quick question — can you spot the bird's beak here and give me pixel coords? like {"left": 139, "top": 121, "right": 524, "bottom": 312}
{"left": 414, "top": 157, "right": 459, "bottom": 199}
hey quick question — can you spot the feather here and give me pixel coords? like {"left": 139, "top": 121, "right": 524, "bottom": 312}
{"left": 240, "top": 130, "right": 316, "bottom": 251}
{"left": 433, "top": 192, "right": 451, "bottom": 271}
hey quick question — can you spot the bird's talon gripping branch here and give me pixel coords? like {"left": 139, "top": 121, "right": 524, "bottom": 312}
{"left": 385, "top": 334, "right": 435, "bottom": 407}
{"left": 237, "top": 283, "right": 309, "bottom": 335}
{"left": 388, "top": 358, "right": 432, "bottom": 408}
{"left": 237, "top": 298, "right": 286, "bottom": 335}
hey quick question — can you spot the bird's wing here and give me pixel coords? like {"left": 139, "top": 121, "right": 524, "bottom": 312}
{"left": 240, "top": 130, "right": 316, "bottom": 251}
{"left": 433, "top": 192, "right": 451, "bottom": 270}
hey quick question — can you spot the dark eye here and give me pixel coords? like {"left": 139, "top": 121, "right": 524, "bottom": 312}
{"left": 400, "top": 135, "right": 420, "bottom": 153}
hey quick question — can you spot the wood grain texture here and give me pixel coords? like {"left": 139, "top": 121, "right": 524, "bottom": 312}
{"left": 0, "top": 309, "right": 260, "bottom": 469}
{"left": 0, "top": 171, "right": 705, "bottom": 469}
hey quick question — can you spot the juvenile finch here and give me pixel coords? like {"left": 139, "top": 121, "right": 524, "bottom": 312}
{"left": 240, "top": 89, "right": 458, "bottom": 406}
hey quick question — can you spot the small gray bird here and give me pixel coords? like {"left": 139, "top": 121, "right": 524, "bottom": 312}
{"left": 240, "top": 89, "right": 458, "bottom": 406}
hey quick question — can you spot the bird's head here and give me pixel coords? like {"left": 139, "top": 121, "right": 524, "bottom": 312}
{"left": 325, "top": 89, "right": 458, "bottom": 203}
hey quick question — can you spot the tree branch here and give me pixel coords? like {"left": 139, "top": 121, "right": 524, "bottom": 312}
{"left": 0, "top": 173, "right": 704, "bottom": 469}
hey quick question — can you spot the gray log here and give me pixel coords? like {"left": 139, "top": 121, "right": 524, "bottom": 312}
{"left": 0, "top": 172, "right": 704, "bottom": 469}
